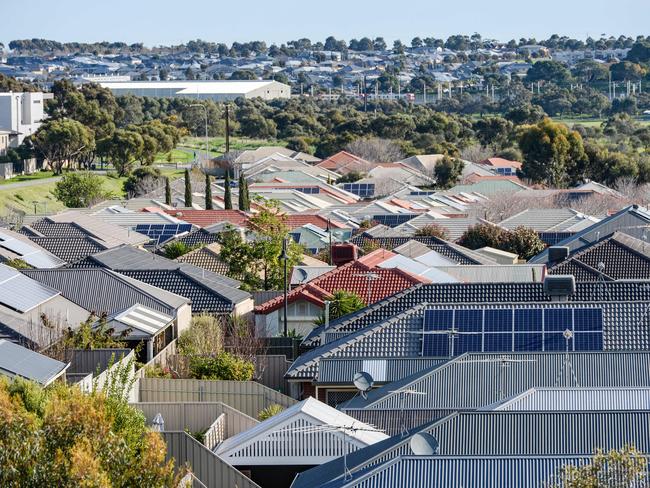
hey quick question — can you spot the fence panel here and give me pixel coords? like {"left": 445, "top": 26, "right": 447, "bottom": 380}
{"left": 255, "top": 355, "right": 292, "bottom": 394}
{"left": 138, "top": 378, "right": 296, "bottom": 418}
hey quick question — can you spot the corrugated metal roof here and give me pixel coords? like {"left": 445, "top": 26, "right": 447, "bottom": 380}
{"left": 22, "top": 268, "right": 187, "bottom": 315}
{"left": 318, "top": 357, "right": 446, "bottom": 385}
{"left": 0, "top": 339, "right": 68, "bottom": 385}
{"left": 320, "top": 455, "right": 603, "bottom": 488}
{"left": 0, "top": 229, "right": 65, "bottom": 268}
{"left": 108, "top": 304, "right": 173, "bottom": 338}
{"left": 488, "top": 387, "right": 650, "bottom": 411}
{"left": 0, "top": 264, "right": 60, "bottom": 313}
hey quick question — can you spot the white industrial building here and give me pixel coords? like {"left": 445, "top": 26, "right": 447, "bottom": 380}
{"left": 0, "top": 91, "right": 53, "bottom": 147}
{"left": 98, "top": 80, "right": 291, "bottom": 101}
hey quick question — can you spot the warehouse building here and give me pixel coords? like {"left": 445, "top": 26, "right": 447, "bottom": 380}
{"left": 98, "top": 80, "right": 291, "bottom": 101}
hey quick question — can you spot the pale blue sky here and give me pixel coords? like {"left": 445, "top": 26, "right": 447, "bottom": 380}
{"left": 3, "top": 0, "right": 647, "bottom": 47}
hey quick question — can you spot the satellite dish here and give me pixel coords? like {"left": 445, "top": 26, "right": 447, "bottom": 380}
{"left": 597, "top": 262, "right": 606, "bottom": 272}
{"left": 410, "top": 432, "right": 439, "bottom": 455}
{"left": 353, "top": 371, "right": 374, "bottom": 399}
{"left": 563, "top": 329, "right": 574, "bottom": 340}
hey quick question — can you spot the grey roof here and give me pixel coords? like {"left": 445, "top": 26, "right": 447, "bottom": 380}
{"left": 318, "top": 455, "right": 612, "bottom": 488}
{"left": 21, "top": 268, "right": 187, "bottom": 315}
{"left": 81, "top": 244, "right": 243, "bottom": 290}
{"left": 343, "top": 352, "right": 650, "bottom": 412}
{"left": 0, "top": 264, "right": 60, "bottom": 313}
{"left": 43, "top": 211, "right": 150, "bottom": 246}
{"left": 302, "top": 281, "right": 650, "bottom": 348}
{"left": 105, "top": 304, "right": 173, "bottom": 339}
{"left": 487, "top": 387, "right": 650, "bottom": 411}
{"left": 0, "top": 228, "right": 66, "bottom": 268}
{"left": 27, "top": 236, "right": 107, "bottom": 263}
{"left": 175, "top": 245, "right": 231, "bottom": 276}
{"left": 318, "top": 357, "right": 446, "bottom": 385}
{"left": 548, "top": 231, "right": 650, "bottom": 281}
{"left": 396, "top": 215, "right": 483, "bottom": 242}
{"left": 498, "top": 208, "right": 598, "bottom": 232}
{"left": 291, "top": 299, "right": 650, "bottom": 382}
{"left": 349, "top": 235, "right": 492, "bottom": 265}
{"left": 531, "top": 205, "right": 650, "bottom": 264}
{"left": 0, "top": 339, "right": 69, "bottom": 386}
{"left": 295, "top": 411, "right": 650, "bottom": 488}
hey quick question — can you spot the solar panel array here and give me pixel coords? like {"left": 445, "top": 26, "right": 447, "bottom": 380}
{"left": 343, "top": 183, "right": 375, "bottom": 198}
{"left": 410, "top": 191, "right": 436, "bottom": 196}
{"left": 134, "top": 224, "right": 193, "bottom": 245}
{"left": 422, "top": 306, "right": 603, "bottom": 357}
{"left": 294, "top": 187, "right": 320, "bottom": 194}
{"left": 372, "top": 214, "right": 419, "bottom": 227}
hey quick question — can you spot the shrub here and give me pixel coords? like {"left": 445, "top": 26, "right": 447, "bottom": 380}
{"left": 52, "top": 172, "right": 110, "bottom": 208}
{"left": 188, "top": 352, "right": 255, "bottom": 381}
{"left": 178, "top": 314, "right": 224, "bottom": 357}
{"left": 3, "top": 258, "right": 32, "bottom": 269}
{"left": 458, "top": 223, "right": 505, "bottom": 250}
{"left": 502, "top": 226, "right": 546, "bottom": 261}
{"left": 144, "top": 363, "right": 174, "bottom": 379}
{"left": 458, "top": 224, "right": 545, "bottom": 261}
{"left": 258, "top": 404, "right": 285, "bottom": 421}
{"left": 414, "top": 224, "right": 449, "bottom": 239}
{"left": 163, "top": 241, "right": 192, "bottom": 259}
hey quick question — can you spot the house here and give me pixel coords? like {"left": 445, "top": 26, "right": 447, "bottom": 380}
{"left": 254, "top": 249, "right": 427, "bottom": 337}
{"left": 0, "top": 264, "right": 89, "bottom": 350}
{"left": 0, "top": 228, "right": 66, "bottom": 268}
{"left": 0, "top": 91, "right": 53, "bottom": 147}
{"left": 0, "top": 339, "right": 69, "bottom": 386}
{"left": 73, "top": 245, "right": 253, "bottom": 316}
{"left": 215, "top": 397, "right": 387, "bottom": 487}
{"left": 316, "top": 151, "right": 375, "bottom": 175}
{"left": 497, "top": 208, "right": 600, "bottom": 245}
{"left": 478, "top": 157, "right": 522, "bottom": 176}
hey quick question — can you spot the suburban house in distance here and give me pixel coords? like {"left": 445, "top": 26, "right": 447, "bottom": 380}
{"left": 98, "top": 80, "right": 291, "bottom": 101}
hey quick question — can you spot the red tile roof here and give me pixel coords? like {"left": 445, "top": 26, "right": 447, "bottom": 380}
{"left": 317, "top": 151, "right": 374, "bottom": 173}
{"left": 254, "top": 249, "right": 426, "bottom": 314}
{"left": 284, "top": 214, "right": 347, "bottom": 230}
{"left": 161, "top": 209, "right": 250, "bottom": 227}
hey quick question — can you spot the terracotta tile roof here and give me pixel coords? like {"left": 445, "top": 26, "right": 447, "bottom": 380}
{"left": 316, "top": 151, "right": 374, "bottom": 173}
{"left": 284, "top": 214, "right": 347, "bottom": 230}
{"left": 161, "top": 209, "right": 249, "bottom": 228}
{"left": 480, "top": 157, "right": 523, "bottom": 169}
{"left": 254, "top": 249, "right": 426, "bottom": 314}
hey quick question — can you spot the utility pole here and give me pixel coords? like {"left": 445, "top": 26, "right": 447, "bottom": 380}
{"left": 224, "top": 105, "right": 230, "bottom": 153}
{"left": 363, "top": 75, "right": 368, "bottom": 112}
{"left": 423, "top": 83, "right": 427, "bottom": 104}
{"left": 281, "top": 238, "right": 289, "bottom": 337}
{"left": 190, "top": 103, "right": 209, "bottom": 164}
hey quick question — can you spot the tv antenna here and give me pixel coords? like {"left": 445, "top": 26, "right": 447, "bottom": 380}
{"left": 387, "top": 388, "right": 427, "bottom": 437}
{"left": 409, "top": 325, "right": 459, "bottom": 356}
{"left": 457, "top": 355, "right": 537, "bottom": 399}
{"left": 353, "top": 371, "right": 374, "bottom": 400}
{"left": 276, "top": 422, "right": 385, "bottom": 481}
{"left": 595, "top": 261, "right": 611, "bottom": 301}
{"left": 354, "top": 272, "right": 381, "bottom": 304}
{"left": 409, "top": 432, "right": 439, "bottom": 455}
{"left": 555, "top": 329, "right": 580, "bottom": 387}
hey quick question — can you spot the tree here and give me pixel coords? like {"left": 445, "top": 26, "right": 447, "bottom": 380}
{"left": 178, "top": 314, "right": 223, "bottom": 357}
{"left": 102, "top": 129, "right": 144, "bottom": 176}
{"left": 238, "top": 173, "right": 250, "bottom": 211}
{"left": 414, "top": 224, "right": 449, "bottom": 239}
{"left": 205, "top": 173, "right": 213, "bottom": 209}
{"left": 164, "top": 177, "right": 172, "bottom": 205}
{"left": 31, "top": 119, "right": 94, "bottom": 174}
{"left": 53, "top": 172, "right": 110, "bottom": 207}
{"left": 526, "top": 60, "right": 572, "bottom": 83}
{"left": 502, "top": 226, "right": 546, "bottom": 261}
{"left": 0, "top": 376, "right": 176, "bottom": 487}
{"left": 223, "top": 171, "right": 232, "bottom": 210}
{"left": 184, "top": 169, "right": 192, "bottom": 207}
{"left": 434, "top": 156, "right": 464, "bottom": 189}
{"left": 345, "top": 138, "right": 404, "bottom": 163}
{"left": 458, "top": 223, "right": 505, "bottom": 250}
{"left": 518, "top": 118, "right": 587, "bottom": 187}
{"left": 549, "top": 446, "right": 647, "bottom": 488}
{"left": 627, "top": 40, "right": 650, "bottom": 63}
{"left": 473, "top": 116, "right": 513, "bottom": 149}
{"left": 315, "top": 290, "right": 365, "bottom": 325}
{"left": 123, "top": 166, "right": 162, "bottom": 198}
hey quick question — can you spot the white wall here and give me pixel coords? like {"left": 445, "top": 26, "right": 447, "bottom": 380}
{"left": 0, "top": 92, "right": 50, "bottom": 146}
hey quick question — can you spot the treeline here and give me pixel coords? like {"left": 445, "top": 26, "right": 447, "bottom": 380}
{"left": 6, "top": 35, "right": 650, "bottom": 56}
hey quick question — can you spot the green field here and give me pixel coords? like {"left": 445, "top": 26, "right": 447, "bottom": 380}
{"left": 0, "top": 168, "right": 184, "bottom": 216}
{"left": 181, "top": 136, "right": 285, "bottom": 155}
{"left": 555, "top": 117, "right": 650, "bottom": 128}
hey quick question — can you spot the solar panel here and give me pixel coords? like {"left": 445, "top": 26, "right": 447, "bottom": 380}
{"left": 421, "top": 305, "right": 604, "bottom": 357}
{"left": 343, "top": 183, "right": 376, "bottom": 198}
{"left": 372, "top": 214, "right": 418, "bottom": 228}
{"left": 135, "top": 224, "right": 193, "bottom": 245}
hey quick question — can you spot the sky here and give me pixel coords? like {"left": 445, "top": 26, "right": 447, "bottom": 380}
{"left": 3, "top": 0, "right": 648, "bottom": 48}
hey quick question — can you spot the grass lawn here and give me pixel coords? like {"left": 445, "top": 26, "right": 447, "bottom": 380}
{"left": 0, "top": 168, "right": 184, "bottom": 216}
{"left": 0, "top": 170, "right": 59, "bottom": 186}
{"left": 181, "top": 136, "right": 284, "bottom": 156}
{"left": 154, "top": 148, "right": 195, "bottom": 164}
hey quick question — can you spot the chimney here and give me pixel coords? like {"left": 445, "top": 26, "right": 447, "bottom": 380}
{"left": 543, "top": 275, "right": 575, "bottom": 302}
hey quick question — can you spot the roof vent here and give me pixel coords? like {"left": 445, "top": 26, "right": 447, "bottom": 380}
{"left": 543, "top": 275, "right": 575, "bottom": 301}
{"left": 548, "top": 246, "right": 569, "bottom": 263}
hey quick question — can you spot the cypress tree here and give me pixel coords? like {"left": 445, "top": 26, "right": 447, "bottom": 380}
{"left": 223, "top": 171, "right": 232, "bottom": 210}
{"left": 238, "top": 172, "right": 250, "bottom": 211}
{"left": 184, "top": 169, "right": 192, "bottom": 207}
{"left": 164, "top": 177, "right": 171, "bottom": 206}
{"left": 205, "top": 173, "right": 213, "bottom": 209}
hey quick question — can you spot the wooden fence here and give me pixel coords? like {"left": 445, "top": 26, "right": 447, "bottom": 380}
{"left": 162, "top": 431, "right": 260, "bottom": 488}
{"left": 137, "top": 378, "right": 297, "bottom": 418}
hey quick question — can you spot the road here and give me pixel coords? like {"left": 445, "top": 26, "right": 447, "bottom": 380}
{"left": 0, "top": 175, "right": 62, "bottom": 190}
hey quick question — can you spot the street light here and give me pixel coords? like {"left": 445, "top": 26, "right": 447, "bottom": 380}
{"left": 281, "top": 237, "right": 289, "bottom": 337}
{"left": 190, "top": 104, "right": 209, "bottom": 165}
